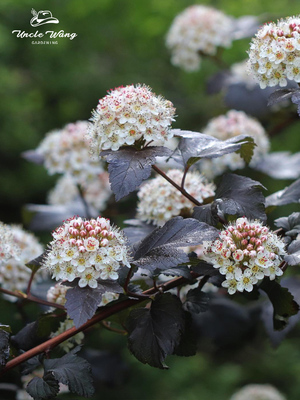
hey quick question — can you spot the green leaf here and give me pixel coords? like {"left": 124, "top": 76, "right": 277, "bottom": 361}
{"left": 260, "top": 279, "right": 299, "bottom": 330}
{"left": 26, "top": 251, "right": 48, "bottom": 273}
{"left": 235, "top": 136, "right": 255, "bottom": 164}
{"left": 44, "top": 347, "right": 94, "bottom": 397}
{"left": 126, "top": 293, "right": 185, "bottom": 369}
{"left": 184, "top": 288, "right": 211, "bottom": 314}
{"left": 26, "top": 374, "right": 59, "bottom": 400}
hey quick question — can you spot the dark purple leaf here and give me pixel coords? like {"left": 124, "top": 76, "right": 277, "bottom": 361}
{"left": 126, "top": 293, "right": 185, "bottom": 368}
{"left": 254, "top": 152, "right": 300, "bottom": 179}
{"left": 172, "top": 130, "right": 255, "bottom": 167}
{"left": 133, "top": 217, "right": 219, "bottom": 272}
{"left": 101, "top": 146, "right": 172, "bottom": 201}
{"left": 26, "top": 375, "right": 59, "bottom": 400}
{"left": 265, "top": 178, "right": 300, "bottom": 208}
{"left": 65, "top": 281, "right": 123, "bottom": 328}
{"left": 44, "top": 347, "right": 94, "bottom": 397}
{"left": 267, "top": 88, "right": 297, "bottom": 107}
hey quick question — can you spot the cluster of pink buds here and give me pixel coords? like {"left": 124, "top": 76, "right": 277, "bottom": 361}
{"left": 43, "top": 216, "right": 130, "bottom": 288}
{"left": 202, "top": 217, "right": 286, "bottom": 295}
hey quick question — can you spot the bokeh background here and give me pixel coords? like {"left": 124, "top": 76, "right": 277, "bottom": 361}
{"left": 2, "top": 0, "right": 300, "bottom": 399}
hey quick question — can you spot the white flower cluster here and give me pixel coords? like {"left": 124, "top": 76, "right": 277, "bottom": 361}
{"left": 200, "top": 110, "right": 270, "bottom": 178}
{"left": 36, "top": 121, "right": 104, "bottom": 183}
{"left": 230, "top": 384, "right": 286, "bottom": 400}
{"left": 248, "top": 15, "right": 300, "bottom": 88}
{"left": 51, "top": 319, "right": 85, "bottom": 353}
{"left": 203, "top": 217, "right": 286, "bottom": 295}
{"left": 43, "top": 216, "right": 130, "bottom": 288}
{"left": 0, "top": 225, "right": 46, "bottom": 297}
{"left": 0, "top": 221, "right": 21, "bottom": 265}
{"left": 166, "top": 5, "right": 233, "bottom": 72}
{"left": 48, "top": 173, "right": 111, "bottom": 212}
{"left": 47, "top": 283, "right": 68, "bottom": 306}
{"left": 137, "top": 169, "right": 215, "bottom": 226}
{"left": 47, "top": 282, "right": 119, "bottom": 309}
{"left": 88, "top": 84, "right": 176, "bottom": 153}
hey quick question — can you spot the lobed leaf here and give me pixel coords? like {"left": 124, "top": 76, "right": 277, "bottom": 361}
{"left": 254, "top": 152, "right": 300, "bottom": 180}
{"left": 265, "top": 178, "right": 300, "bottom": 208}
{"left": 260, "top": 279, "right": 299, "bottom": 330}
{"left": 132, "top": 217, "right": 219, "bottom": 272}
{"left": 267, "top": 88, "right": 297, "bottom": 107}
{"left": 0, "top": 328, "right": 10, "bottom": 369}
{"left": 183, "top": 288, "right": 211, "bottom": 314}
{"left": 65, "top": 280, "right": 123, "bottom": 328}
{"left": 44, "top": 347, "right": 94, "bottom": 397}
{"left": 285, "top": 240, "right": 300, "bottom": 266}
{"left": 275, "top": 212, "right": 300, "bottom": 238}
{"left": 26, "top": 251, "right": 48, "bottom": 273}
{"left": 101, "top": 146, "right": 172, "bottom": 201}
{"left": 26, "top": 375, "right": 59, "bottom": 400}
{"left": 126, "top": 293, "right": 185, "bottom": 368}
{"left": 173, "top": 311, "right": 198, "bottom": 357}
{"left": 172, "top": 129, "right": 256, "bottom": 167}
{"left": 193, "top": 173, "right": 266, "bottom": 224}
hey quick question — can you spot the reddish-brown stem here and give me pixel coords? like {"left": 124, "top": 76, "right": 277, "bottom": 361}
{"left": 0, "top": 287, "right": 65, "bottom": 310}
{"left": 101, "top": 320, "right": 127, "bottom": 335}
{"left": 0, "top": 272, "right": 204, "bottom": 375}
{"left": 152, "top": 165, "right": 201, "bottom": 206}
{"left": 26, "top": 270, "right": 35, "bottom": 295}
{"left": 181, "top": 165, "right": 190, "bottom": 190}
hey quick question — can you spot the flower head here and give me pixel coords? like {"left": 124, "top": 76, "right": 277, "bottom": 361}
{"left": 200, "top": 110, "right": 270, "bottom": 178}
{"left": 166, "top": 5, "right": 233, "bottom": 72}
{"left": 36, "top": 121, "right": 104, "bottom": 183}
{"left": 202, "top": 217, "right": 286, "bottom": 295}
{"left": 0, "top": 221, "right": 21, "bottom": 265}
{"left": 248, "top": 15, "right": 300, "bottom": 88}
{"left": 137, "top": 169, "right": 215, "bottom": 226}
{"left": 230, "top": 384, "right": 286, "bottom": 400}
{"left": 48, "top": 173, "right": 111, "bottom": 212}
{"left": 0, "top": 225, "right": 46, "bottom": 298}
{"left": 88, "top": 84, "right": 176, "bottom": 154}
{"left": 43, "top": 216, "right": 130, "bottom": 288}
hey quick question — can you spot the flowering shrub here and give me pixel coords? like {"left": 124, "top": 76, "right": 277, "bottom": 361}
{"left": 200, "top": 110, "right": 270, "bottom": 178}
{"left": 3, "top": 9, "right": 300, "bottom": 400}
{"left": 87, "top": 84, "right": 176, "bottom": 153}
{"left": 137, "top": 169, "right": 215, "bottom": 225}
{"left": 42, "top": 216, "right": 130, "bottom": 287}
{"left": 166, "top": 5, "right": 233, "bottom": 71}
{"left": 248, "top": 16, "right": 300, "bottom": 88}
{"left": 203, "top": 217, "right": 286, "bottom": 294}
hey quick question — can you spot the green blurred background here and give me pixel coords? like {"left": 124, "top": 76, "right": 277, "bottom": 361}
{"left": 1, "top": 0, "right": 300, "bottom": 399}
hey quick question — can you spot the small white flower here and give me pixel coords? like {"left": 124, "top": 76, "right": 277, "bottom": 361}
{"left": 78, "top": 267, "right": 100, "bottom": 288}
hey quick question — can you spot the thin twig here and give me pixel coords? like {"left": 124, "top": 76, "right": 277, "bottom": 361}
{"left": 101, "top": 320, "right": 127, "bottom": 335}
{"left": 0, "top": 287, "right": 65, "bottom": 310}
{"left": 0, "top": 271, "right": 203, "bottom": 375}
{"left": 152, "top": 165, "right": 201, "bottom": 206}
{"left": 181, "top": 165, "right": 190, "bottom": 190}
{"left": 26, "top": 270, "right": 35, "bottom": 295}
{"left": 77, "top": 184, "right": 92, "bottom": 219}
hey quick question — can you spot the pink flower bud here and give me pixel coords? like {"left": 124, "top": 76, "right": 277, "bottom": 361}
{"left": 243, "top": 249, "right": 250, "bottom": 256}
{"left": 80, "top": 230, "right": 87, "bottom": 237}
{"left": 101, "top": 230, "right": 108, "bottom": 237}
{"left": 69, "top": 239, "right": 77, "bottom": 245}
{"left": 79, "top": 246, "right": 86, "bottom": 253}
{"left": 249, "top": 250, "right": 257, "bottom": 259}
{"left": 241, "top": 239, "right": 248, "bottom": 246}
{"left": 247, "top": 244, "right": 254, "bottom": 251}
{"left": 255, "top": 239, "right": 262, "bottom": 247}
{"left": 101, "top": 238, "right": 109, "bottom": 247}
